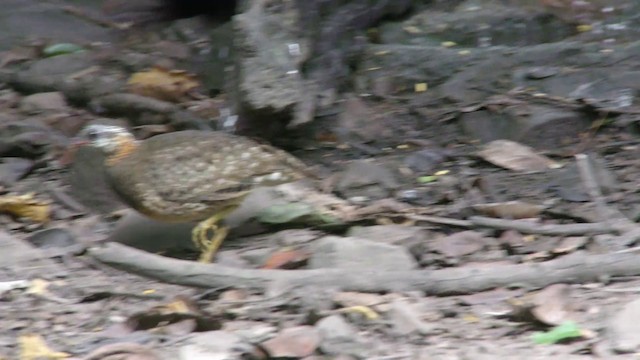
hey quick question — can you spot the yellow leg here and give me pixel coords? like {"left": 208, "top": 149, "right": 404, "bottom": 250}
{"left": 197, "top": 225, "right": 229, "bottom": 263}
{"left": 191, "top": 206, "right": 238, "bottom": 263}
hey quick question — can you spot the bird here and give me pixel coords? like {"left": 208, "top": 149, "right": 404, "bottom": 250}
{"left": 75, "top": 124, "right": 311, "bottom": 263}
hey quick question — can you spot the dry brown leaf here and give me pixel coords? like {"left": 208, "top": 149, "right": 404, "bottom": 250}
{"left": 473, "top": 201, "right": 545, "bottom": 219}
{"left": 552, "top": 236, "right": 587, "bottom": 254}
{"left": 333, "top": 291, "right": 393, "bottom": 312}
{"left": 0, "top": 193, "right": 50, "bottom": 223}
{"left": 531, "top": 284, "right": 575, "bottom": 325}
{"left": 125, "top": 295, "right": 220, "bottom": 333}
{"left": 127, "top": 66, "right": 200, "bottom": 102}
{"left": 477, "top": 140, "right": 561, "bottom": 172}
{"left": 262, "top": 248, "right": 309, "bottom": 269}
{"left": 156, "top": 295, "right": 199, "bottom": 314}
{"left": 19, "top": 334, "right": 69, "bottom": 360}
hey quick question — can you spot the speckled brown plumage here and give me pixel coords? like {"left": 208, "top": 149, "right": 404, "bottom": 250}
{"left": 77, "top": 125, "right": 310, "bottom": 262}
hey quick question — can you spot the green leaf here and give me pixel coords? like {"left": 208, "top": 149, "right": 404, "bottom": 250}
{"left": 417, "top": 175, "right": 437, "bottom": 183}
{"left": 258, "top": 202, "right": 315, "bottom": 224}
{"left": 43, "top": 43, "right": 85, "bottom": 57}
{"left": 532, "top": 321, "right": 582, "bottom": 345}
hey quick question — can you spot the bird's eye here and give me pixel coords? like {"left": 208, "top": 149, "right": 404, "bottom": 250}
{"left": 87, "top": 130, "right": 99, "bottom": 141}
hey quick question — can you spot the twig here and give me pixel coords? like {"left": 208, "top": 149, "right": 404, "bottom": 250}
{"left": 405, "top": 214, "right": 472, "bottom": 228}
{"left": 62, "top": 5, "right": 131, "bottom": 30}
{"left": 469, "top": 216, "right": 615, "bottom": 236}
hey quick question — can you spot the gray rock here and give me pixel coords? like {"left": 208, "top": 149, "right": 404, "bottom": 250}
{"left": 608, "top": 297, "right": 640, "bottom": 353}
{"left": 389, "top": 298, "right": 436, "bottom": 336}
{"left": 179, "top": 330, "right": 251, "bottom": 360}
{"left": 316, "top": 315, "right": 370, "bottom": 358}
{"left": 20, "top": 92, "right": 68, "bottom": 115}
{"left": 12, "top": 53, "right": 95, "bottom": 93}
{"left": 335, "top": 160, "right": 399, "bottom": 200}
{"left": 347, "top": 225, "right": 427, "bottom": 246}
{"left": 222, "top": 321, "right": 278, "bottom": 344}
{"left": 0, "top": 157, "right": 33, "bottom": 186}
{"left": 459, "top": 105, "right": 589, "bottom": 149}
{"left": 0, "top": 1, "right": 111, "bottom": 52}
{"left": 232, "top": 0, "right": 412, "bottom": 130}
{"left": 0, "top": 230, "right": 46, "bottom": 265}
{"left": 309, "top": 236, "right": 417, "bottom": 271}
{"left": 317, "top": 315, "right": 357, "bottom": 340}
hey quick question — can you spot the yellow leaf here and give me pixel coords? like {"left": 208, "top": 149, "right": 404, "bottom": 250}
{"left": 128, "top": 66, "right": 200, "bottom": 102}
{"left": 403, "top": 26, "right": 422, "bottom": 34}
{"left": 576, "top": 24, "right": 592, "bottom": 32}
{"left": 19, "top": 334, "right": 69, "bottom": 360}
{"left": 0, "top": 193, "right": 50, "bottom": 223}
{"left": 414, "top": 83, "right": 428, "bottom": 92}
{"left": 339, "top": 305, "right": 380, "bottom": 320}
{"left": 26, "top": 279, "right": 49, "bottom": 296}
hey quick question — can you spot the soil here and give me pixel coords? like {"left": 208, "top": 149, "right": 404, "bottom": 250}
{"left": 2, "top": 0, "right": 640, "bottom": 359}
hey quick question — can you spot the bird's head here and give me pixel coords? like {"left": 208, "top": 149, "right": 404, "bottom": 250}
{"left": 75, "top": 125, "right": 138, "bottom": 165}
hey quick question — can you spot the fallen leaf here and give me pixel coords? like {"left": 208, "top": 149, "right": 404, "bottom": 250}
{"left": 42, "top": 43, "right": 85, "bottom": 57}
{"left": 414, "top": 83, "right": 428, "bottom": 92}
{"left": 262, "top": 248, "right": 310, "bottom": 269}
{"left": 125, "top": 295, "right": 221, "bottom": 333}
{"left": 127, "top": 66, "right": 201, "bottom": 102}
{"left": 258, "top": 202, "right": 339, "bottom": 226}
{"left": 531, "top": 284, "right": 575, "bottom": 326}
{"left": 338, "top": 305, "right": 380, "bottom": 320}
{"left": 0, "top": 193, "right": 50, "bottom": 223}
{"left": 258, "top": 202, "right": 314, "bottom": 224}
{"left": 532, "top": 321, "right": 583, "bottom": 344}
{"left": 333, "top": 292, "right": 392, "bottom": 312}
{"left": 473, "top": 201, "right": 545, "bottom": 219}
{"left": 477, "top": 140, "right": 561, "bottom": 172}
{"left": 19, "top": 334, "right": 69, "bottom": 360}
{"left": 26, "top": 279, "right": 70, "bottom": 303}
{"left": 552, "top": 236, "right": 587, "bottom": 254}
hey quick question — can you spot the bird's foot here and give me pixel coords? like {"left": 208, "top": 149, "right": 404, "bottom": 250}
{"left": 192, "top": 216, "right": 229, "bottom": 263}
{"left": 197, "top": 225, "right": 229, "bottom": 263}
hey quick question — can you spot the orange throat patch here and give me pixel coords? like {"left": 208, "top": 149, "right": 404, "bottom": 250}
{"left": 105, "top": 136, "right": 138, "bottom": 166}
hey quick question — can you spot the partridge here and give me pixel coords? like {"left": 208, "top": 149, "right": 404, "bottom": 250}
{"left": 76, "top": 124, "right": 310, "bottom": 262}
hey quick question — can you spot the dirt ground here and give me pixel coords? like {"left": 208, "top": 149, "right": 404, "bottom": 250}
{"left": 2, "top": 1, "right": 640, "bottom": 359}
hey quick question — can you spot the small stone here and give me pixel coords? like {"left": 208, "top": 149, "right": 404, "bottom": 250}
{"left": 316, "top": 315, "right": 357, "bottom": 340}
{"left": 335, "top": 160, "right": 399, "bottom": 200}
{"left": 261, "top": 326, "right": 321, "bottom": 358}
{"left": 389, "top": 298, "right": 436, "bottom": 335}
{"left": 309, "top": 236, "right": 418, "bottom": 272}
{"left": 179, "top": 330, "right": 252, "bottom": 360}
{"left": 0, "top": 158, "right": 33, "bottom": 186}
{"left": 608, "top": 298, "right": 640, "bottom": 353}
{"left": 347, "top": 225, "right": 427, "bottom": 246}
{"left": 20, "top": 92, "right": 68, "bottom": 114}
{"left": 315, "top": 315, "right": 370, "bottom": 358}
{"left": 223, "top": 321, "right": 277, "bottom": 344}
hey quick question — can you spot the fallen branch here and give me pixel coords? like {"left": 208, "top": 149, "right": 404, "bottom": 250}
{"left": 89, "top": 242, "right": 640, "bottom": 295}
